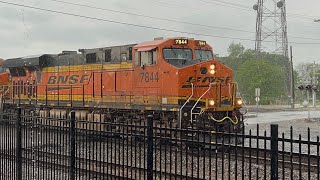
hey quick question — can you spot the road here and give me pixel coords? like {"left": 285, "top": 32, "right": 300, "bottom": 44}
{"left": 245, "top": 110, "right": 320, "bottom": 125}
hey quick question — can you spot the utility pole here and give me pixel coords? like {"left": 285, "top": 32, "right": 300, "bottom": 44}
{"left": 313, "top": 61, "right": 317, "bottom": 108}
{"left": 290, "top": 46, "right": 295, "bottom": 108}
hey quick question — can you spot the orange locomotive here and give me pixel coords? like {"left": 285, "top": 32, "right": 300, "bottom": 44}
{"left": 1, "top": 37, "right": 244, "bottom": 133}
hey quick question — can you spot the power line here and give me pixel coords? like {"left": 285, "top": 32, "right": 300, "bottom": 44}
{"left": 0, "top": 0, "right": 320, "bottom": 45}
{"left": 198, "top": 0, "right": 319, "bottom": 20}
{"left": 47, "top": 0, "right": 320, "bottom": 41}
{"left": 209, "top": 0, "right": 249, "bottom": 9}
{"left": 47, "top": 0, "right": 253, "bottom": 33}
{"left": 198, "top": 0, "right": 251, "bottom": 12}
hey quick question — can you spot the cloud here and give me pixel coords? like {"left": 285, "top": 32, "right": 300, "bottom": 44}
{"left": 0, "top": 0, "right": 319, "bottom": 66}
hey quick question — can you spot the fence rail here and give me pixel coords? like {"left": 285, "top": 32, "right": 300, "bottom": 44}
{"left": 0, "top": 107, "right": 319, "bottom": 179}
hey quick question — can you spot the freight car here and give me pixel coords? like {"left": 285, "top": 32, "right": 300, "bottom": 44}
{"left": 0, "top": 37, "right": 244, "bottom": 137}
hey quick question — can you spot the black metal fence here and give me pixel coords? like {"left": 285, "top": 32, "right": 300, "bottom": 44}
{"left": 0, "top": 107, "right": 319, "bottom": 179}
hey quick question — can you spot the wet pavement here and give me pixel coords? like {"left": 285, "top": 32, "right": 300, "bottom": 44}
{"left": 245, "top": 110, "right": 320, "bottom": 125}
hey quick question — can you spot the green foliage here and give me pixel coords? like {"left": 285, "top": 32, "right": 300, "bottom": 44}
{"left": 236, "top": 60, "right": 286, "bottom": 104}
{"left": 220, "top": 42, "right": 291, "bottom": 105}
{"left": 227, "top": 43, "right": 245, "bottom": 58}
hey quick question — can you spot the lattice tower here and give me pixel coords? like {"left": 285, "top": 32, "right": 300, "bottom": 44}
{"left": 254, "top": 0, "right": 288, "bottom": 58}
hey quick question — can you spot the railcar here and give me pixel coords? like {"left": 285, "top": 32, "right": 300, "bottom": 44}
{"left": 0, "top": 37, "right": 244, "bottom": 136}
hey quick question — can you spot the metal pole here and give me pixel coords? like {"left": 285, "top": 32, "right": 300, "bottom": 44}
{"left": 290, "top": 46, "right": 295, "bottom": 109}
{"left": 147, "top": 115, "right": 154, "bottom": 180}
{"left": 16, "top": 107, "right": 22, "bottom": 180}
{"left": 270, "top": 124, "right": 279, "bottom": 180}
{"left": 70, "top": 111, "right": 76, "bottom": 180}
{"left": 307, "top": 90, "right": 310, "bottom": 106}
{"left": 313, "top": 61, "right": 316, "bottom": 108}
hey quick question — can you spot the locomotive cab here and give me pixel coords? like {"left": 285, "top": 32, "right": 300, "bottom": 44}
{"left": 132, "top": 38, "right": 243, "bottom": 131}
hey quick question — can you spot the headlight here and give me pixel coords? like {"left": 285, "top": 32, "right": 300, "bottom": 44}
{"left": 210, "top": 69, "right": 215, "bottom": 74}
{"left": 237, "top": 99, "right": 243, "bottom": 106}
{"left": 210, "top": 64, "right": 215, "bottom": 69}
{"left": 209, "top": 100, "right": 215, "bottom": 106}
{"left": 200, "top": 67, "right": 208, "bottom": 75}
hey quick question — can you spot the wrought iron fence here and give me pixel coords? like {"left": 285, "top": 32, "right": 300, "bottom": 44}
{"left": 0, "top": 107, "right": 319, "bottom": 179}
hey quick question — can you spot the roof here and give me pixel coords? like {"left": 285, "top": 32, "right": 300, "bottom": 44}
{"left": 133, "top": 39, "right": 167, "bottom": 49}
{"left": 3, "top": 54, "right": 56, "bottom": 68}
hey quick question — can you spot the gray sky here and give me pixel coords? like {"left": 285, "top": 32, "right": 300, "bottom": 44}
{"left": 0, "top": 0, "right": 319, "bottom": 66}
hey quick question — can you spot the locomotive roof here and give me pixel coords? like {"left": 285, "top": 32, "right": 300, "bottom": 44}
{"left": 133, "top": 39, "right": 167, "bottom": 49}
{"left": 3, "top": 54, "right": 57, "bottom": 68}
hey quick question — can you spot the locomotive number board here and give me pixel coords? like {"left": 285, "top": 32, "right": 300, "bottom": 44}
{"left": 198, "top": 41, "right": 206, "bottom": 46}
{"left": 175, "top": 39, "right": 188, "bottom": 45}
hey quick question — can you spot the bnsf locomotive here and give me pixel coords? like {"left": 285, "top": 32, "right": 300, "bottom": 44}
{"left": 0, "top": 37, "right": 244, "bottom": 134}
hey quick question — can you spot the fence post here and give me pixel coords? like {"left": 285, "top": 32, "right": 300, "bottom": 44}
{"left": 70, "top": 111, "right": 76, "bottom": 180}
{"left": 16, "top": 107, "right": 22, "bottom": 180}
{"left": 270, "top": 124, "right": 279, "bottom": 180}
{"left": 147, "top": 115, "right": 154, "bottom": 180}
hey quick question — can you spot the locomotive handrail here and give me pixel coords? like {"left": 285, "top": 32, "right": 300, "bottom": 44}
{"left": 3, "top": 86, "right": 9, "bottom": 96}
{"left": 0, "top": 85, "right": 10, "bottom": 96}
{"left": 232, "top": 82, "right": 238, "bottom": 106}
{"left": 190, "top": 83, "right": 214, "bottom": 122}
{"left": 179, "top": 83, "right": 194, "bottom": 128}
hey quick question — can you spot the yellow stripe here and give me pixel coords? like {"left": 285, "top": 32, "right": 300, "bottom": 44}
{"left": 145, "top": 107, "right": 152, "bottom": 110}
{"left": 42, "top": 62, "right": 132, "bottom": 73}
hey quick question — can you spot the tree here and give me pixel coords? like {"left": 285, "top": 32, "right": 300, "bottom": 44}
{"left": 219, "top": 43, "right": 291, "bottom": 105}
{"left": 236, "top": 60, "right": 286, "bottom": 104}
{"left": 227, "top": 43, "right": 245, "bottom": 58}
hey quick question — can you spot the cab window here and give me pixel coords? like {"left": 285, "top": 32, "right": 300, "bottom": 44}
{"left": 134, "top": 50, "right": 139, "bottom": 66}
{"left": 137, "top": 49, "right": 157, "bottom": 67}
{"left": 162, "top": 48, "right": 197, "bottom": 68}
{"left": 195, "top": 50, "right": 213, "bottom": 61}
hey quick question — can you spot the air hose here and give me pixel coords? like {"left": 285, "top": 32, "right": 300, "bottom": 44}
{"left": 209, "top": 115, "right": 238, "bottom": 125}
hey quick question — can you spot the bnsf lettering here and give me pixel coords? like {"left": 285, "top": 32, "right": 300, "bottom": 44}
{"left": 48, "top": 76, "right": 57, "bottom": 84}
{"left": 58, "top": 76, "right": 68, "bottom": 84}
{"left": 48, "top": 74, "right": 90, "bottom": 84}
{"left": 182, "top": 76, "right": 232, "bottom": 88}
{"left": 80, "top": 74, "right": 89, "bottom": 83}
{"left": 69, "top": 75, "right": 79, "bottom": 84}
{"left": 186, "top": 76, "right": 203, "bottom": 83}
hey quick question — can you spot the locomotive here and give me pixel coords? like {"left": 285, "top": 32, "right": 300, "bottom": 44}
{"left": 0, "top": 37, "right": 244, "bottom": 135}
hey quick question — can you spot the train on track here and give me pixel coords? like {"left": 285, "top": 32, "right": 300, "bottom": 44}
{"left": 0, "top": 37, "right": 244, "bottom": 137}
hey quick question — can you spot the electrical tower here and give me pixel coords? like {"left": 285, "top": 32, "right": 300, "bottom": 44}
{"left": 254, "top": 0, "right": 289, "bottom": 58}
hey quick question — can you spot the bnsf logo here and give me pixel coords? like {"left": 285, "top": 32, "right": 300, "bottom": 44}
{"left": 186, "top": 76, "right": 231, "bottom": 84}
{"left": 182, "top": 76, "right": 232, "bottom": 88}
{"left": 48, "top": 74, "right": 90, "bottom": 84}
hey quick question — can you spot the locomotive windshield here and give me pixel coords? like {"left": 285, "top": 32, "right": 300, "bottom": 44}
{"left": 195, "top": 50, "right": 213, "bottom": 61}
{"left": 163, "top": 48, "right": 192, "bottom": 60}
{"left": 163, "top": 48, "right": 197, "bottom": 68}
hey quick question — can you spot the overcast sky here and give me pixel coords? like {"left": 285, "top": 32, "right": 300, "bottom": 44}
{"left": 0, "top": 0, "right": 319, "bottom": 66}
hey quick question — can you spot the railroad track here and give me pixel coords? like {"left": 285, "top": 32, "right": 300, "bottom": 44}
{"left": 1, "top": 149, "right": 206, "bottom": 180}
{"left": 1, "top": 141, "right": 319, "bottom": 178}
